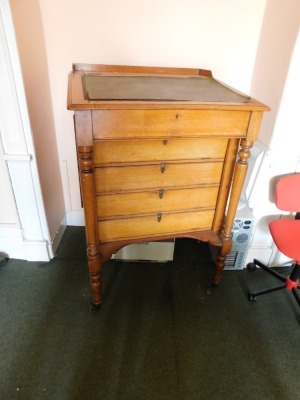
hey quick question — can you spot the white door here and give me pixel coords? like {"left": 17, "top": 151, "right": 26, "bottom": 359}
{"left": 0, "top": 0, "right": 52, "bottom": 261}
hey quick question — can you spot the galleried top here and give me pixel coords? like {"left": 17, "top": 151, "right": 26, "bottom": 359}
{"left": 67, "top": 64, "right": 269, "bottom": 111}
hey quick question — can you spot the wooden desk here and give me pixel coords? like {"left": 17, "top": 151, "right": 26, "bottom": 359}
{"left": 67, "top": 63, "right": 269, "bottom": 308}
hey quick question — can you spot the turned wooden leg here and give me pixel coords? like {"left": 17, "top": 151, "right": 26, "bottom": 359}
{"left": 87, "top": 244, "right": 102, "bottom": 310}
{"left": 207, "top": 241, "right": 231, "bottom": 295}
{"left": 213, "top": 239, "right": 232, "bottom": 285}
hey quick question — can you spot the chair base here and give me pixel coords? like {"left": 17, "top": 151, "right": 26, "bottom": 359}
{"left": 247, "top": 259, "right": 300, "bottom": 307}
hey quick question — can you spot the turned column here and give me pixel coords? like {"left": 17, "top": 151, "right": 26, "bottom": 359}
{"left": 78, "top": 146, "right": 102, "bottom": 308}
{"left": 213, "top": 139, "right": 253, "bottom": 285}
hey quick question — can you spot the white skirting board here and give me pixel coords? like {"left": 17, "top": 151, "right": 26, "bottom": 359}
{"left": 65, "top": 210, "right": 85, "bottom": 226}
{"left": 0, "top": 226, "right": 51, "bottom": 261}
{"left": 112, "top": 240, "right": 175, "bottom": 263}
{"left": 0, "top": 219, "right": 66, "bottom": 262}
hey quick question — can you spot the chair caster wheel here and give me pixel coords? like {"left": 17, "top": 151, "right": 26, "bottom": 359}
{"left": 247, "top": 262, "right": 257, "bottom": 272}
{"left": 248, "top": 292, "right": 256, "bottom": 302}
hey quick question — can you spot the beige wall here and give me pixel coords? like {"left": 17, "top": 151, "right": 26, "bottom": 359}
{"left": 10, "top": 0, "right": 65, "bottom": 237}
{"left": 38, "top": 0, "right": 267, "bottom": 217}
{"left": 10, "top": 0, "right": 268, "bottom": 227}
{"left": 6, "top": 0, "right": 300, "bottom": 266}
{"left": 250, "top": 0, "right": 300, "bottom": 148}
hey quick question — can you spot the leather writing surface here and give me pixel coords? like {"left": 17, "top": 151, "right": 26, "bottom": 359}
{"left": 82, "top": 75, "right": 250, "bottom": 103}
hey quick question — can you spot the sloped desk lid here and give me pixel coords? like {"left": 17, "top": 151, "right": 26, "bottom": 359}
{"left": 82, "top": 74, "right": 250, "bottom": 103}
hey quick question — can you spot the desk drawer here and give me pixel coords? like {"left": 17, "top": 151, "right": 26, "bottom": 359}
{"left": 95, "top": 162, "right": 223, "bottom": 193}
{"left": 92, "top": 109, "right": 250, "bottom": 139}
{"left": 98, "top": 209, "right": 215, "bottom": 241}
{"left": 93, "top": 138, "right": 228, "bottom": 165}
{"left": 97, "top": 186, "right": 219, "bottom": 218}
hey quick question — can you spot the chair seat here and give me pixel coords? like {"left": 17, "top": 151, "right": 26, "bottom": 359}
{"left": 269, "top": 219, "right": 300, "bottom": 264}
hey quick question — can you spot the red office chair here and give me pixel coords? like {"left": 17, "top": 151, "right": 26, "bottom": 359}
{"left": 247, "top": 174, "right": 300, "bottom": 306}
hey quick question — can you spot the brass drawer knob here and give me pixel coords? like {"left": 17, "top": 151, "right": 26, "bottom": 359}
{"left": 157, "top": 213, "right": 162, "bottom": 222}
{"left": 160, "top": 162, "right": 166, "bottom": 173}
{"left": 159, "top": 189, "right": 164, "bottom": 199}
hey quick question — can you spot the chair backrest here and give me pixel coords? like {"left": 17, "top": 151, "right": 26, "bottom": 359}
{"left": 276, "top": 174, "right": 300, "bottom": 212}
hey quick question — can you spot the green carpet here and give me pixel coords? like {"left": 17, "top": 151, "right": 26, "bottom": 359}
{"left": 1, "top": 226, "right": 300, "bottom": 400}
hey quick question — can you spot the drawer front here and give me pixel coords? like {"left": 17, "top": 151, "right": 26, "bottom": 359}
{"left": 98, "top": 209, "right": 215, "bottom": 241}
{"left": 97, "top": 186, "right": 219, "bottom": 218}
{"left": 92, "top": 109, "right": 250, "bottom": 139}
{"left": 95, "top": 162, "right": 223, "bottom": 193}
{"left": 93, "top": 138, "right": 228, "bottom": 165}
